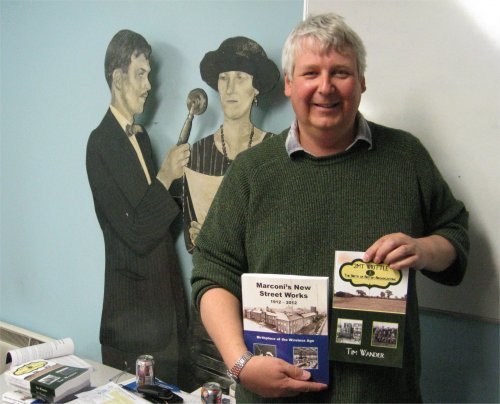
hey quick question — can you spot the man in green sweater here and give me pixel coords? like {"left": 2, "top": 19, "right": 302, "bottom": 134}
{"left": 191, "top": 13, "right": 468, "bottom": 403}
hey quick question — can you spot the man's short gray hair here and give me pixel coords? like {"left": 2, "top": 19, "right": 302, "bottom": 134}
{"left": 282, "top": 13, "right": 367, "bottom": 79}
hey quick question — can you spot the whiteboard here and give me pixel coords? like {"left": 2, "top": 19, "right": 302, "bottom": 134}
{"left": 306, "top": 0, "right": 500, "bottom": 321}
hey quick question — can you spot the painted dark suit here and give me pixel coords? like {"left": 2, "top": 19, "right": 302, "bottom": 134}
{"left": 86, "top": 109, "right": 187, "bottom": 360}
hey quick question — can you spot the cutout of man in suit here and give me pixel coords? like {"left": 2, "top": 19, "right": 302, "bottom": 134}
{"left": 86, "top": 29, "right": 189, "bottom": 387}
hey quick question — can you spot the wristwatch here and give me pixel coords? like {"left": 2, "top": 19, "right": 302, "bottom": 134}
{"left": 226, "top": 351, "right": 254, "bottom": 383}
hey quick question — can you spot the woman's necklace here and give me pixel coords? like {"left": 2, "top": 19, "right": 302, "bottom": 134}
{"left": 219, "top": 124, "right": 254, "bottom": 161}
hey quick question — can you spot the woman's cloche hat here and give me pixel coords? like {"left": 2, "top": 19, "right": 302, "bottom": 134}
{"left": 200, "top": 36, "right": 280, "bottom": 95}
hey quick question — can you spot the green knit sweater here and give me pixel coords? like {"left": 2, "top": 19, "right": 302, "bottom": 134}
{"left": 192, "top": 121, "right": 469, "bottom": 403}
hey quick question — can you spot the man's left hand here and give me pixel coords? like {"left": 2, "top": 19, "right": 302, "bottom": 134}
{"left": 363, "top": 233, "right": 456, "bottom": 272}
{"left": 157, "top": 143, "right": 190, "bottom": 188}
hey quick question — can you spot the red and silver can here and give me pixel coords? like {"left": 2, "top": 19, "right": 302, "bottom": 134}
{"left": 201, "top": 381, "right": 222, "bottom": 403}
{"left": 136, "top": 354, "right": 155, "bottom": 386}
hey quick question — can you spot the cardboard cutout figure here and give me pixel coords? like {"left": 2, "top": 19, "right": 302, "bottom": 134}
{"left": 86, "top": 29, "right": 189, "bottom": 388}
{"left": 185, "top": 36, "right": 280, "bottom": 393}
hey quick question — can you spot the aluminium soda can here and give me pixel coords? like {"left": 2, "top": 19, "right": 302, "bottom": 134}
{"left": 201, "top": 381, "right": 222, "bottom": 403}
{"left": 136, "top": 354, "right": 155, "bottom": 386}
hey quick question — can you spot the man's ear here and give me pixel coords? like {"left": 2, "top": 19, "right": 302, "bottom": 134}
{"left": 284, "top": 73, "right": 292, "bottom": 97}
{"left": 112, "top": 69, "right": 122, "bottom": 91}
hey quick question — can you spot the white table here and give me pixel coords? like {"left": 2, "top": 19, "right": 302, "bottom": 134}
{"left": 0, "top": 359, "right": 132, "bottom": 402}
{"left": 1, "top": 359, "right": 234, "bottom": 403}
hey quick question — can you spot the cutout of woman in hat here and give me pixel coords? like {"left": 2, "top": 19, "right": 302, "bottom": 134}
{"left": 184, "top": 37, "right": 280, "bottom": 393}
{"left": 182, "top": 36, "right": 280, "bottom": 253}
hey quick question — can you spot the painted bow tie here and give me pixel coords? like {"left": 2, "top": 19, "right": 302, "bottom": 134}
{"left": 126, "top": 123, "right": 143, "bottom": 137}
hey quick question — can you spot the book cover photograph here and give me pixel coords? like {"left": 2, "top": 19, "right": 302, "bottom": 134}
{"left": 333, "top": 251, "right": 408, "bottom": 368}
{"left": 241, "top": 273, "right": 329, "bottom": 384}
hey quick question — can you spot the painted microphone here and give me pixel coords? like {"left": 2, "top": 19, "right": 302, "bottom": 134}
{"left": 177, "top": 88, "right": 208, "bottom": 145}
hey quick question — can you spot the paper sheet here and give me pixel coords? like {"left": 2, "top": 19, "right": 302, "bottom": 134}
{"left": 74, "top": 382, "right": 149, "bottom": 403}
{"left": 184, "top": 168, "right": 223, "bottom": 225}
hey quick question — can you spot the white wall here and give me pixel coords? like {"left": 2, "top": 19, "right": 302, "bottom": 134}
{"left": 307, "top": 0, "right": 500, "bottom": 321}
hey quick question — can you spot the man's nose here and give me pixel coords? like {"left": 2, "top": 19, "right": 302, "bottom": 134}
{"left": 319, "top": 74, "right": 334, "bottom": 94}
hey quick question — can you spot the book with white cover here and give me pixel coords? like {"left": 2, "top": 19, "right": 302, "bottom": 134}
{"left": 241, "top": 273, "right": 329, "bottom": 384}
{"left": 333, "top": 251, "right": 408, "bottom": 367}
{"left": 1, "top": 390, "right": 44, "bottom": 404}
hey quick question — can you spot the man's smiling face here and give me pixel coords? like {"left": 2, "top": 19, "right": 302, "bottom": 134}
{"left": 284, "top": 38, "right": 366, "bottom": 153}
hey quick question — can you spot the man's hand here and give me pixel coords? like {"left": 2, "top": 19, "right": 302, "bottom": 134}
{"left": 157, "top": 143, "right": 190, "bottom": 189}
{"left": 200, "top": 289, "right": 327, "bottom": 399}
{"left": 363, "top": 233, "right": 456, "bottom": 272}
{"left": 239, "top": 355, "right": 328, "bottom": 398}
{"left": 189, "top": 220, "right": 202, "bottom": 246}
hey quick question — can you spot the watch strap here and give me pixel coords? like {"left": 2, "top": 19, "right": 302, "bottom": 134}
{"left": 226, "top": 351, "right": 253, "bottom": 383}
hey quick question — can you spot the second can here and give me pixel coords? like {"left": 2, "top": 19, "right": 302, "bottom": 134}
{"left": 201, "top": 381, "right": 222, "bottom": 403}
{"left": 136, "top": 354, "right": 155, "bottom": 386}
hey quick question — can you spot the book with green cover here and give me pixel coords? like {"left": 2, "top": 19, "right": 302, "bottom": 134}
{"left": 333, "top": 251, "right": 408, "bottom": 367}
{"left": 5, "top": 359, "right": 90, "bottom": 403}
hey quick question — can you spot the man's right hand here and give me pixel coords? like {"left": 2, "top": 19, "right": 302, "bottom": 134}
{"left": 239, "top": 355, "right": 328, "bottom": 398}
{"left": 157, "top": 143, "right": 190, "bottom": 189}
